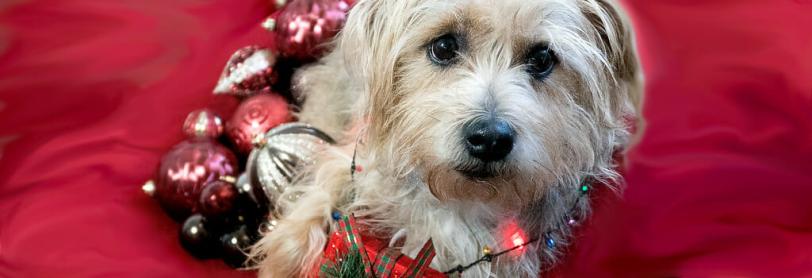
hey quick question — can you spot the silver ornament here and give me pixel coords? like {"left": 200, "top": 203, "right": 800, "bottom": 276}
{"left": 245, "top": 123, "right": 334, "bottom": 211}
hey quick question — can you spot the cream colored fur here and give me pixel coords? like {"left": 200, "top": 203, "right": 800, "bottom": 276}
{"left": 251, "top": 0, "right": 642, "bottom": 277}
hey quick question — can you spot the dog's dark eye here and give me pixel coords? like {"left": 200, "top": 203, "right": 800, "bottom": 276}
{"left": 428, "top": 34, "right": 459, "bottom": 65}
{"left": 526, "top": 45, "right": 557, "bottom": 79}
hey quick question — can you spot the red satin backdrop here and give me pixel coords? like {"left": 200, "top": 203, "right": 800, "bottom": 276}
{"left": 0, "top": 0, "right": 810, "bottom": 277}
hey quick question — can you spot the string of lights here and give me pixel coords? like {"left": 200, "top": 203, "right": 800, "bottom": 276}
{"left": 349, "top": 144, "right": 592, "bottom": 275}
{"left": 443, "top": 182, "right": 591, "bottom": 275}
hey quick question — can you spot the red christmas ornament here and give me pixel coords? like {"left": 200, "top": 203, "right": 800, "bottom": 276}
{"left": 226, "top": 94, "right": 291, "bottom": 154}
{"left": 182, "top": 109, "right": 224, "bottom": 139}
{"left": 213, "top": 46, "right": 278, "bottom": 97}
{"left": 198, "top": 179, "right": 239, "bottom": 218}
{"left": 153, "top": 139, "right": 239, "bottom": 220}
{"left": 274, "top": 0, "right": 353, "bottom": 60}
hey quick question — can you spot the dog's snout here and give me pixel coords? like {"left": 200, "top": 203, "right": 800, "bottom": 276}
{"left": 464, "top": 118, "right": 515, "bottom": 162}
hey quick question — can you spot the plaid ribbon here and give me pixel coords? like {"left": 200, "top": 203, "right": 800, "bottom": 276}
{"left": 339, "top": 215, "right": 373, "bottom": 275}
{"left": 404, "top": 239, "right": 436, "bottom": 278}
{"left": 320, "top": 214, "right": 441, "bottom": 277}
{"left": 372, "top": 246, "right": 402, "bottom": 277}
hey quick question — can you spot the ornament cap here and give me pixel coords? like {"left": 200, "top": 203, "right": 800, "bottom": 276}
{"left": 274, "top": 0, "right": 287, "bottom": 9}
{"left": 219, "top": 175, "right": 237, "bottom": 184}
{"left": 261, "top": 17, "right": 276, "bottom": 32}
{"left": 252, "top": 133, "right": 268, "bottom": 148}
{"left": 142, "top": 180, "right": 156, "bottom": 197}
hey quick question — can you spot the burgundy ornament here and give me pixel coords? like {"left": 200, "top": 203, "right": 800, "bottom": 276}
{"left": 226, "top": 94, "right": 291, "bottom": 154}
{"left": 154, "top": 139, "right": 239, "bottom": 220}
{"left": 220, "top": 225, "right": 258, "bottom": 268}
{"left": 182, "top": 109, "right": 224, "bottom": 139}
{"left": 274, "top": 0, "right": 353, "bottom": 60}
{"left": 179, "top": 214, "right": 218, "bottom": 259}
{"left": 199, "top": 180, "right": 239, "bottom": 219}
{"left": 213, "top": 46, "right": 278, "bottom": 97}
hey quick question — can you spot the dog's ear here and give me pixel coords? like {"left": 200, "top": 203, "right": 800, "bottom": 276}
{"left": 337, "top": 0, "right": 412, "bottom": 140}
{"left": 581, "top": 0, "right": 643, "bottom": 120}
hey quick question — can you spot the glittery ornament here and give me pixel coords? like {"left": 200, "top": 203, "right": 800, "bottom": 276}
{"left": 182, "top": 109, "right": 224, "bottom": 139}
{"left": 180, "top": 214, "right": 218, "bottom": 259}
{"left": 213, "top": 46, "right": 278, "bottom": 97}
{"left": 246, "top": 123, "right": 334, "bottom": 209}
{"left": 225, "top": 94, "right": 292, "bottom": 154}
{"left": 274, "top": 0, "right": 353, "bottom": 60}
{"left": 199, "top": 180, "right": 239, "bottom": 219}
{"left": 153, "top": 139, "right": 239, "bottom": 220}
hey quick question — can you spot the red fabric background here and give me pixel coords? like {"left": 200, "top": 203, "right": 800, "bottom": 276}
{"left": 0, "top": 0, "right": 810, "bottom": 277}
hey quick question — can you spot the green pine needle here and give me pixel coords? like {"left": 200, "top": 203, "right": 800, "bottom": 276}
{"left": 321, "top": 247, "right": 368, "bottom": 278}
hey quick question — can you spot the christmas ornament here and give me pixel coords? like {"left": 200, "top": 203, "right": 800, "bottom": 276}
{"left": 234, "top": 173, "right": 266, "bottom": 212}
{"left": 199, "top": 179, "right": 239, "bottom": 219}
{"left": 274, "top": 0, "right": 353, "bottom": 60}
{"left": 180, "top": 214, "right": 217, "bottom": 259}
{"left": 225, "top": 94, "right": 292, "bottom": 154}
{"left": 183, "top": 109, "right": 224, "bottom": 139}
{"left": 220, "top": 225, "right": 257, "bottom": 268}
{"left": 153, "top": 139, "right": 239, "bottom": 219}
{"left": 213, "top": 46, "right": 278, "bottom": 97}
{"left": 246, "top": 123, "right": 334, "bottom": 209}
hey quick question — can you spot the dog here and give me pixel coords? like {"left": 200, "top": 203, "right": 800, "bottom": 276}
{"left": 250, "top": 0, "right": 642, "bottom": 276}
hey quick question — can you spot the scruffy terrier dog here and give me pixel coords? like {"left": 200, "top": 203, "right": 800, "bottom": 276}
{"left": 251, "top": 0, "right": 642, "bottom": 276}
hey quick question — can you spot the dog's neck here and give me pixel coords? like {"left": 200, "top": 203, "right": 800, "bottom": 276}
{"left": 347, "top": 165, "right": 546, "bottom": 276}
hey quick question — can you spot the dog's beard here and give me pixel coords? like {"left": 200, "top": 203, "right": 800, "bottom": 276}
{"left": 416, "top": 156, "right": 549, "bottom": 211}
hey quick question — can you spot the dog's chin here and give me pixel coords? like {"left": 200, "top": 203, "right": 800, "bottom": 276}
{"left": 453, "top": 162, "right": 508, "bottom": 181}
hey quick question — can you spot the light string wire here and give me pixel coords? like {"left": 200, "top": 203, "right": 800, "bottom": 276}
{"left": 442, "top": 181, "right": 591, "bottom": 275}
{"left": 347, "top": 140, "right": 591, "bottom": 275}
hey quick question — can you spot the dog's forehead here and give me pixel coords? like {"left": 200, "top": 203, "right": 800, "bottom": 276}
{"left": 421, "top": 0, "right": 578, "bottom": 44}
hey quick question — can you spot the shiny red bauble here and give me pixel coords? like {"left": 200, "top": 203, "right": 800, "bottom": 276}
{"left": 182, "top": 109, "right": 224, "bottom": 139}
{"left": 154, "top": 139, "right": 239, "bottom": 220}
{"left": 225, "top": 94, "right": 291, "bottom": 154}
{"left": 199, "top": 180, "right": 239, "bottom": 219}
{"left": 274, "top": 0, "right": 353, "bottom": 60}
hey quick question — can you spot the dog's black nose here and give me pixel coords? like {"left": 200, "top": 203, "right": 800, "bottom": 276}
{"left": 464, "top": 118, "right": 515, "bottom": 162}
